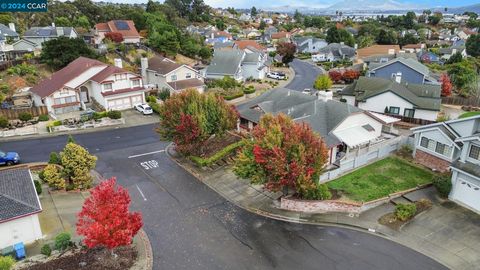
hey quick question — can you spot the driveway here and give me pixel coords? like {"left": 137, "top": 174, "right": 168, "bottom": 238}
{"left": 2, "top": 126, "right": 447, "bottom": 270}
{"left": 285, "top": 59, "right": 324, "bottom": 91}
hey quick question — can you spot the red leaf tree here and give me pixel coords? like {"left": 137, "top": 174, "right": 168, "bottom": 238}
{"left": 105, "top": 32, "right": 124, "bottom": 43}
{"left": 77, "top": 177, "right": 142, "bottom": 249}
{"left": 440, "top": 73, "right": 452, "bottom": 97}
{"left": 342, "top": 69, "right": 360, "bottom": 83}
{"left": 234, "top": 114, "right": 329, "bottom": 196}
{"left": 328, "top": 70, "right": 342, "bottom": 83}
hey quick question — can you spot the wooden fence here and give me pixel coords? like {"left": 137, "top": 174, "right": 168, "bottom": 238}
{"left": 442, "top": 96, "right": 480, "bottom": 107}
{"left": 0, "top": 106, "right": 48, "bottom": 120}
{"left": 385, "top": 113, "right": 436, "bottom": 126}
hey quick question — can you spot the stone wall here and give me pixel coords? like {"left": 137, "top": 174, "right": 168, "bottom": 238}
{"left": 280, "top": 197, "right": 363, "bottom": 213}
{"left": 414, "top": 149, "right": 450, "bottom": 173}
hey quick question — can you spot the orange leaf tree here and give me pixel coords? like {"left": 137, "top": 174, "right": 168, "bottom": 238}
{"left": 77, "top": 177, "right": 142, "bottom": 249}
{"left": 440, "top": 73, "right": 452, "bottom": 97}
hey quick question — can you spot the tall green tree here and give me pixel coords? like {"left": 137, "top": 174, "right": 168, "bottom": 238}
{"left": 40, "top": 37, "right": 98, "bottom": 70}
{"left": 466, "top": 34, "right": 480, "bottom": 57}
{"left": 377, "top": 29, "right": 398, "bottom": 44}
{"left": 326, "top": 27, "right": 355, "bottom": 47}
{"left": 250, "top": 6, "right": 257, "bottom": 17}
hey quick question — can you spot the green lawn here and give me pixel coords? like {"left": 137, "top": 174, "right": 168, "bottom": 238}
{"left": 459, "top": 111, "right": 480, "bottom": 119}
{"left": 327, "top": 157, "right": 434, "bottom": 202}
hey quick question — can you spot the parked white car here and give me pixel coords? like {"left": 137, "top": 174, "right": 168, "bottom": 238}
{"left": 134, "top": 103, "right": 153, "bottom": 115}
{"left": 267, "top": 72, "right": 286, "bottom": 80}
{"left": 301, "top": 88, "right": 312, "bottom": 95}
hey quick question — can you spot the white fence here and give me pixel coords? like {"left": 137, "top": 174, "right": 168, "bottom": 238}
{"left": 320, "top": 136, "right": 410, "bottom": 183}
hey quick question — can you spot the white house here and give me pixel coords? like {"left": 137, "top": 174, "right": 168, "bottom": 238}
{"left": 30, "top": 57, "right": 146, "bottom": 116}
{"left": 294, "top": 37, "right": 328, "bottom": 54}
{"left": 0, "top": 167, "right": 43, "bottom": 250}
{"left": 411, "top": 115, "right": 480, "bottom": 213}
{"left": 141, "top": 56, "right": 205, "bottom": 93}
{"left": 242, "top": 52, "right": 269, "bottom": 80}
{"left": 205, "top": 49, "right": 245, "bottom": 81}
{"left": 311, "top": 43, "right": 356, "bottom": 63}
{"left": 341, "top": 76, "right": 441, "bottom": 122}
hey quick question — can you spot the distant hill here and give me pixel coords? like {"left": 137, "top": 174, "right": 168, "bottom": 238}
{"left": 432, "top": 4, "right": 480, "bottom": 14}
{"left": 325, "top": 0, "right": 422, "bottom": 11}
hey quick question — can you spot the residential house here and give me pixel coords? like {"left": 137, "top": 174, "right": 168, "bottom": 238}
{"left": 438, "top": 45, "right": 467, "bottom": 60}
{"left": 242, "top": 28, "right": 262, "bottom": 39}
{"left": 234, "top": 40, "right": 266, "bottom": 53}
{"left": 239, "top": 13, "right": 252, "bottom": 21}
{"left": 411, "top": 115, "right": 480, "bottom": 212}
{"left": 205, "top": 30, "right": 233, "bottom": 46}
{"left": 262, "top": 18, "right": 274, "bottom": 25}
{"left": 242, "top": 51, "right": 269, "bottom": 80}
{"left": 417, "top": 51, "right": 442, "bottom": 64}
{"left": 205, "top": 49, "right": 245, "bottom": 81}
{"left": 30, "top": 57, "right": 146, "bottom": 116}
{"left": 402, "top": 44, "right": 426, "bottom": 53}
{"left": 262, "top": 26, "right": 278, "bottom": 43}
{"left": 311, "top": 43, "right": 356, "bottom": 62}
{"left": 271, "top": 31, "right": 291, "bottom": 44}
{"left": 141, "top": 56, "right": 205, "bottom": 93}
{"left": 94, "top": 20, "right": 141, "bottom": 44}
{"left": 293, "top": 37, "right": 328, "bottom": 54}
{"left": 23, "top": 24, "right": 78, "bottom": 48}
{"left": 367, "top": 57, "right": 439, "bottom": 85}
{"left": 237, "top": 88, "right": 399, "bottom": 165}
{"left": 401, "top": 29, "right": 419, "bottom": 38}
{"left": 341, "top": 76, "right": 441, "bottom": 122}
{"left": 362, "top": 52, "right": 418, "bottom": 69}
{"left": 0, "top": 23, "right": 20, "bottom": 61}
{"left": 0, "top": 167, "right": 42, "bottom": 250}
{"left": 356, "top": 45, "right": 401, "bottom": 61}
{"left": 7, "top": 39, "right": 40, "bottom": 60}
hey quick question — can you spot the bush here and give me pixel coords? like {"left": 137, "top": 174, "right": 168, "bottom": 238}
{"left": 18, "top": 112, "right": 33, "bottom": 122}
{"left": 34, "top": 180, "right": 42, "bottom": 195}
{"left": 190, "top": 141, "right": 244, "bottom": 167}
{"left": 0, "top": 116, "right": 8, "bottom": 128}
{"left": 40, "top": 244, "right": 52, "bottom": 257}
{"left": 38, "top": 170, "right": 45, "bottom": 182}
{"left": 54, "top": 232, "right": 71, "bottom": 251}
{"left": 432, "top": 173, "right": 452, "bottom": 198}
{"left": 49, "top": 152, "right": 61, "bottom": 164}
{"left": 146, "top": 95, "right": 157, "bottom": 103}
{"left": 223, "top": 92, "right": 244, "bottom": 101}
{"left": 395, "top": 203, "right": 417, "bottom": 221}
{"left": 43, "top": 164, "right": 66, "bottom": 190}
{"left": 148, "top": 102, "right": 160, "bottom": 114}
{"left": 158, "top": 89, "right": 170, "bottom": 101}
{"left": 52, "top": 120, "right": 62, "bottom": 126}
{"left": 38, "top": 114, "right": 49, "bottom": 121}
{"left": 107, "top": 110, "right": 121, "bottom": 119}
{"left": 243, "top": 87, "right": 256, "bottom": 94}
{"left": 0, "top": 256, "right": 15, "bottom": 270}
{"left": 300, "top": 183, "right": 332, "bottom": 200}
{"left": 93, "top": 111, "right": 107, "bottom": 120}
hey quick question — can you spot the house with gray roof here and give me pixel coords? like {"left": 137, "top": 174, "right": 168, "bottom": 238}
{"left": 205, "top": 49, "right": 245, "bottom": 81}
{"left": 411, "top": 115, "right": 480, "bottom": 213}
{"left": 367, "top": 57, "right": 439, "bottom": 85}
{"left": 438, "top": 45, "right": 467, "bottom": 60}
{"left": 311, "top": 43, "right": 356, "bottom": 62}
{"left": 237, "top": 88, "right": 398, "bottom": 165}
{"left": 23, "top": 25, "right": 78, "bottom": 48}
{"left": 341, "top": 76, "right": 441, "bottom": 122}
{"left": 0, "top": 167, "right": 43, "bottom": 250}
{"left": 242, "top": 52, "right": 269, "bottom": 80}
{"left": 293, "top": 37, "right": 327, "bottom": 54}
{"left": 0, "top": 23, "right": 20, "bottom": 61}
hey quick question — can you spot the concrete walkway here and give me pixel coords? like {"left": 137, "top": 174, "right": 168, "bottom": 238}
{"left": 168, "top": 145, "right": 480, "bottom": 270}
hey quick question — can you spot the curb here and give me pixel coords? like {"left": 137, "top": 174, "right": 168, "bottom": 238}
{"left": 137, "top": 229, "right": 153, "bottom": 270}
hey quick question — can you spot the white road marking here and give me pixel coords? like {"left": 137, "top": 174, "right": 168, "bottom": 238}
{"left": 136, "top": 184, "right": 147, "bottom": 201}
{"left": 128, "top": 150, "right": 165, "bottom": 159}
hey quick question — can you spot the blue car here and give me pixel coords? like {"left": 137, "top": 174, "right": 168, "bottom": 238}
{"left": 0, "top": 151, "right": 20, "bottom": 166}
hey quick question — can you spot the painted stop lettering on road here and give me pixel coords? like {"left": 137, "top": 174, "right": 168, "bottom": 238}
{"left": 140, "top": 160, "right": 159, "bottom": 170}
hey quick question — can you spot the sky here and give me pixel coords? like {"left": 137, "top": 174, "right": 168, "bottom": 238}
{"left": 92, "top": 0, "right": 479, "bottom": 9}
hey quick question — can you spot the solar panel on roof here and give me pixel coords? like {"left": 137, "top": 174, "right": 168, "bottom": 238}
{"left": 38, "top": 28, "right": 52, "bottom": 36}
{"left": 114, "top": 21, "right": 130, "bottom": 31}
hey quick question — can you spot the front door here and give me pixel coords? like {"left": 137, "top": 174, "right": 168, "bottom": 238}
{"left": 80, "top": 87, "right": 89, "bottom": 103}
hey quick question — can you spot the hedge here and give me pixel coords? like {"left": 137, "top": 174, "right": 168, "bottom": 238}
{"left": 223, "top": 92, "right": 244, "bottom": 101}
{"left": 149, "top": 101, "right": 160, "bottom": 114}
{"left": 190, "top": 141, "right": 244, "bottom": 167}
{"left": 243, "top": 88, "right": 256, "bottom": 94}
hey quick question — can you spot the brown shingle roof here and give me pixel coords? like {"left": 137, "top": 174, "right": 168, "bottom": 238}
{"left": 271, "top": 31, "right": 290, "bottom": 39}
{"left": 357, "top": 45, "right": 401, "bottom": 59}
{"left": 101, "top": 86, "right": 145, "bottom": 97}
{"left": 234, "top": 40, "right": 266, "bottom": 51}
{"left": 147, "top": 56, "right": 182, "bottom": 75}
{"left": 90, "top": 65, "right": 127, "bottom": 83}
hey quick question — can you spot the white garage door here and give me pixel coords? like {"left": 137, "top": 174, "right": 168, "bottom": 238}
{"left": 454, "top": 179, "right": 480, "bottom": 211}
{"left": 107, "top": 95, "right": 142, "bottom": 110}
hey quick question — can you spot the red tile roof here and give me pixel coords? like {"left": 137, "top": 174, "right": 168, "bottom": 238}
{"left": 234, "top": 40, "right": 266, "bottom": 51}
{"left": 95, "top": 20, "right": 140, "bottom": 38}
{"left": 101, "top": 86, "right": 145, "bottom": 97}
{"left": 271, "top": 31, "right": 290, "bottom": 39}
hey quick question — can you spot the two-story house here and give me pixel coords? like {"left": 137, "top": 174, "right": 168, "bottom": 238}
{"left": 311, "top": 43, "right": 356, "bottom": 63}
{"left": 141, "top": 56, "right": 205, "bottom": 93}
{"left": 30, "top": 57, "right": 146, "bottom": 116}
{"left": 293, "top": 37, "right": 328, "bottom": 54}
{"left": 0, "top": 23, "right": 20, "bottom": 61}
{"left": 411, "top": 115, "right": 480, "bottom": 212}
{"left": 23, "top": 24, "right": 78, "bottom": 48}
{"left": 341, "top": 76, "right": 441, "bottom": 122}
{"left": 94, "top": 20, "right": 141, "bottom": 44}
{"left": 205, "top": 49, "right": 245, "bottom": 81}
{"left": 367, "top": 57, "right": 439, "bottom": 85}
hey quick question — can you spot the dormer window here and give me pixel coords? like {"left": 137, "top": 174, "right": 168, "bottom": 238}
{"left": 115, "top": 74, "right": 127, "bottom": 81}
{"left": 103, "top": 83, "right": 113, "bottom": 91}
{"left": 469, "top": 145, "right": 480, "bottom": 160}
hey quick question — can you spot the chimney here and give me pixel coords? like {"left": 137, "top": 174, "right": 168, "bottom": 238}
{"left": 340, "top": 41, "right": 345, "bottom": 45}
{"left": 317, "top": 91, "right": 333, "bottom": 102}
{"left": 114, "top": 58, "right": 123, "bottom": 68}
{"left": 388, "top": 49, "right": 395, "bottom": 55}
{"left": 452, "top": 48, "right": 457, "bottom": 54}
{"left": 51, "top": 22, "right": 55, "bottom": 28}
{"left": 8, "top": 23, "right": 15, "bottom": 33}
{"left": 395, "top": 72, "right": 402, "bottom": 83}
{"left": 354, "top": 43, "right": 358, "bottom": 50}
{"left": 140, "top": 57, "right": 148, "bottom": 80}
{"left": 56, "top": 27, "right": 64, "bottom": 37}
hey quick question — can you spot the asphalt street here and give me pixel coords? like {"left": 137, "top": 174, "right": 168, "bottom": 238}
{"left": 285, "top": 59, "right": 324, "bottom": 91}
{"left": 2, "top": 125, "right": 448, "bottom": 270}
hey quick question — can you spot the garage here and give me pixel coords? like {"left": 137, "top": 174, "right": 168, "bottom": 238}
{"left": 453, "top": 179, "right": 480, "bottom": 211}
{"left": 107, "top": 95, "right": 143, "bottom": 110}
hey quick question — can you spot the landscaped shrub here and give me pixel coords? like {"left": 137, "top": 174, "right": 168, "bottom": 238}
{"left": 158, "top": 89, "right": 170, "bottom": 101}
{"left": 93, "top": 111, "right": 107, "bottom": 120}
{"left": 416, "top": 198, "right": 433, "bottom": 210}
{"left": 243, "top": 87, "right": 256, "bottom": 95}
{"left": 61, "top": 143, "right": 97, "bottom": 190}
{"left": 52, "top": 120, "right": 62, "bottom": 126}
{"left": 38, "top": 170, "right": 45, "bottom": 182}
{"left": 107, "top": 110, "right": 122, "bottom": 119}
{"left": 0, "top": 256, "right": 15, "bottom": 270}
{"left": 300, "top": 183, "right": 332, "bottom": 200}
{"left": 149, "top": 102, "right": 160, "bottom": 114}
{"left": 34, "top": 180, "right": 42, "bottom": 195}
{"left": 432, "top": 173, "right": 452, "bottom": 198}
{"left": 190, "top": 141, "right": 244, "bottom": 167}
{"left": 223, "top": 92, "right": 244, "bottom": 101}
{"left": 146, "top": 95, "right": 157, "bottom": 103}
{"left": 43, "top": 164, "right": 66, "bottom": 190}
{"left": 38, "top": 114, "right": 49, "bottom": 121}
{"left": 18, "top": 112, "right": 33, "bottom": 122}
{"left": 40, "top": 244, "right": 52, "bottom": 256}
{"left": 54, "top": 232, "right": 71, "bottom": 250}
{"left": 395, "top": 203, "right": 417, "bottom": 221}
{"left": 49, "top": 152, "right": 61, "bottom": 164}
{"left": 0, "top": 116, "right": 8, "bottom": 128}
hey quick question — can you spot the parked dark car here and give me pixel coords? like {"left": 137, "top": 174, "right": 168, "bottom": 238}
{"left": 0, "top": 151, "right": 20, "bottom": 166}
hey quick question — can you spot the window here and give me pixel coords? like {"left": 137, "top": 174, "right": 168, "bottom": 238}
{"left": 103, "top": 83, "right": 113, "bottom": 91}
{"left": 469, "top": 145, "right": 480, "bottom": 160}
{"left": 389, "top": 107, "right": 400, "bottom": 114}
{"left": 420, "top": 137, "right": 429, "bottom": 148}
{"left": 435, "top": 142, "right": 446, "bottom": 155}
{"left": 54, "top": 96, "right": 77, "bottom": 105}
{"left": 115, "top": 74, "right": 127, "bottom": 81}
{"left": 404, "top": 109, "right": 415, "bottom": 118}
{"left": 186, "top": 73, "right": 192, "bottom": 79}
{"left": 171, "top": 75, "right": 177, "bottom": 81}
{"left": 131, "top": 79, "right": 140, "bottom": 87}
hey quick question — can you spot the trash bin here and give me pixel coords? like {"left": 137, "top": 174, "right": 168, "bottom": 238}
{"left": 1, "top": 245, "right": 14, "bottom": 258}
{"left": 14, "top": 242, "right": 25, "bottom": 260}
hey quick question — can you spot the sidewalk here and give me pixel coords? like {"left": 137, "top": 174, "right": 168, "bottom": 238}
{"left": 167, "top": 144, "right": 480, "bottom": 270}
